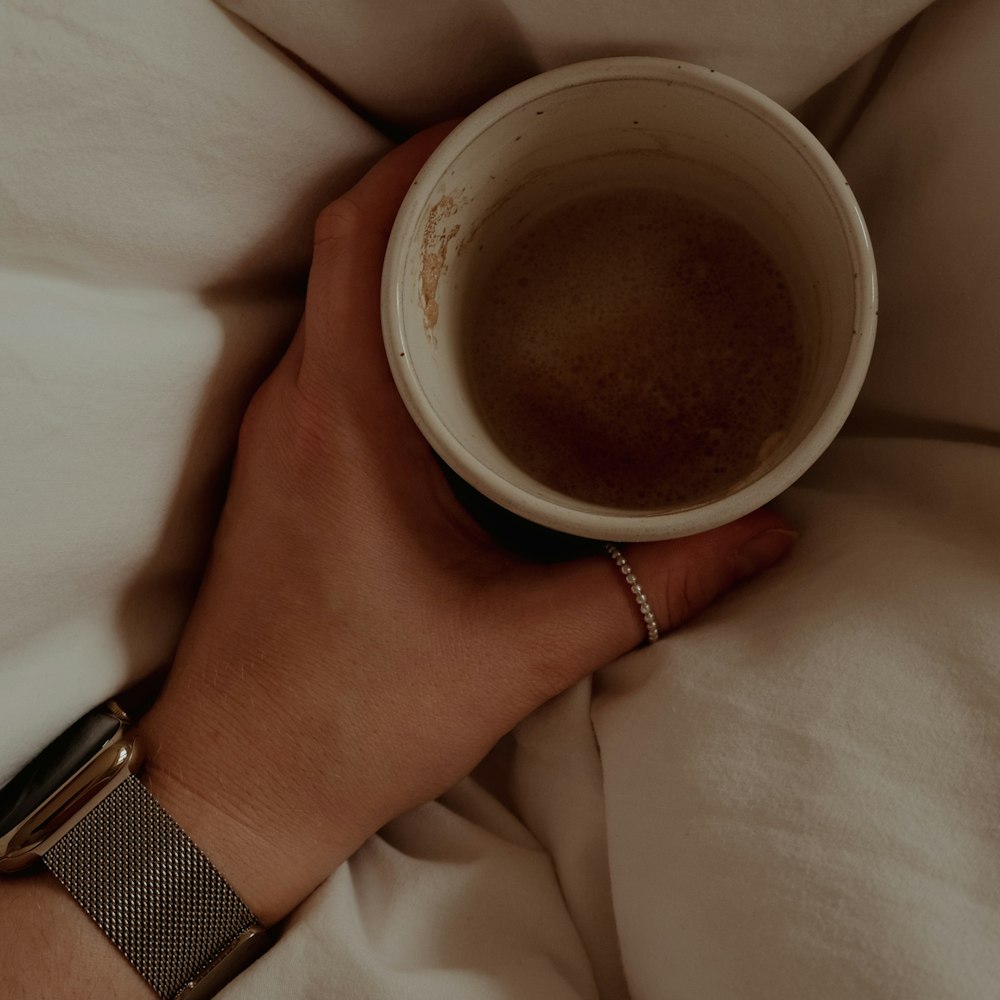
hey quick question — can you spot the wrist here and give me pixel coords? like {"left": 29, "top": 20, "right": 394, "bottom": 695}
{"left": 1, "top": 696, "right": 289, "bottom": 999}
{"left": 139, "top": 688, "right": 359, "bottom": 927}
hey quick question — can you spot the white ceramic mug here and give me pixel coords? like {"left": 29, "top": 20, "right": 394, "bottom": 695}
{"left": 381, "top": 57, "right": 877, "bottom": 541}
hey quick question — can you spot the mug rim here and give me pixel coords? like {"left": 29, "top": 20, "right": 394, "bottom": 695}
{"left": 381, "top": 56, "right": 877, "bottom": 541}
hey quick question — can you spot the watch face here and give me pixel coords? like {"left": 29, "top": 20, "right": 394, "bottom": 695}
{"left": 0, "top": 705, "right": 124, "bottom": 838}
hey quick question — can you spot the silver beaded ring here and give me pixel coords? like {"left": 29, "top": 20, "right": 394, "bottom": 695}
{"left": 604, "top": 543, "right": 660, "bottom": 644}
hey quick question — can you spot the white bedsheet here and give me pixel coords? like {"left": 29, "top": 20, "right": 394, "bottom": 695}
{"left": 2, "top": 1, "right": 999, "bottom": 997}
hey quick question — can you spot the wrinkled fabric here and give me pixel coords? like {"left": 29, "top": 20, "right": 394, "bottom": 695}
{"left": 3, "top": 1, "right": 999, "bottom": 997}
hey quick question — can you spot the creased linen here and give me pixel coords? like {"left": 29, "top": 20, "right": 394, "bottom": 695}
{"left": 4, "top": 1, "right": 999, "bottom": 998}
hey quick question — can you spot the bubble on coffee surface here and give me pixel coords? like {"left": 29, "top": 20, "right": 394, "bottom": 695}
{"left": 464, "top": 189, "right": 803, "bottom": 509}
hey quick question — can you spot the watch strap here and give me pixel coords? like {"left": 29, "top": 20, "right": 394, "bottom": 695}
{"left": 43, "top": 774, "right": 262, "bottom": 999}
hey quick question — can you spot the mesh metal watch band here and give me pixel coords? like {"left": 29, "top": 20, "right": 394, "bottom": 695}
{"left": 42, "top": 775, "right": 258, "bottom": 999}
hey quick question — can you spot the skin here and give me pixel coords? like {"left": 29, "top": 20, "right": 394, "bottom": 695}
{"left": 0, "top": 124, "right": 795, "bottom": 998}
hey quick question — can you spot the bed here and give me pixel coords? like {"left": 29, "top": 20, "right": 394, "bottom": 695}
{"left": 2, "top": 1, "right": 998, "bottom": 996}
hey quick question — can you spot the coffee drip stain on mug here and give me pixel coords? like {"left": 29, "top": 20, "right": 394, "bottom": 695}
{"left": 420, "top": 191, "right": 466, "bottom": 340}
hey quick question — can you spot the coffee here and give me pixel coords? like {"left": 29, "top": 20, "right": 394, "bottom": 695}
{"left": 463, "top": 189, "right": 803, "bottom": 509}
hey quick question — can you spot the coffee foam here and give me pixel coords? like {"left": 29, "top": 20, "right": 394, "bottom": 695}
{"left": 464, "top": 189, "right": 802, "bottom": 509}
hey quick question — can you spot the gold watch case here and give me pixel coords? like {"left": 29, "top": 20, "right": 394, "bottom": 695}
{"left": 0, "top": 701, "right": 144, "bottom": 873}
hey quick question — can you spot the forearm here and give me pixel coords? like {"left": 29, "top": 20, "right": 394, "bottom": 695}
{"left": 0, "top": 630, "right": 364, "bottom": 1000}
{"left": 1, "top": 869, "right": 151, "bottom": 999}
{"left": 0, "top": 761, "right": 311, "bottom": 1000}
{"left": 0, "top": 713, "right": 353, "bottom": 1000}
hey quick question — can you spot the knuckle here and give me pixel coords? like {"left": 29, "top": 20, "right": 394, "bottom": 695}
{"left": 237, "top": 375, "right": 332, "bottom": 475}
{"left": 314, "top": 194, "right": 366, "bottom": 251}
{"left": 237, "top": 386, "right": 270, "bottom": 450}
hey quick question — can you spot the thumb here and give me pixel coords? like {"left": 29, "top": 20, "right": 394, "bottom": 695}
{"left": 513, "top": 508, "right": 796, "bottom": 684}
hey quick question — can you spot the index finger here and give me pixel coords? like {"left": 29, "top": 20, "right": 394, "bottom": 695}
{"left": 300, "top": 121, "right": 458, "bottom": 388}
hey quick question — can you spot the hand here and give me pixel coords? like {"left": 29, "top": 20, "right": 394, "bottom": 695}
{"left": 141, "top": 124, "right": 797, "bottom": 925}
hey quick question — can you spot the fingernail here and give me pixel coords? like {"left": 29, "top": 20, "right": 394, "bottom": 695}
{"left": 733, "top": 528, "right": 798, "bottom": 582}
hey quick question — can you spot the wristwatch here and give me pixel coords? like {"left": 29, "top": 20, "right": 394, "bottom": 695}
{"left": 0, "top": 701, "right": 270, "bottom": 999}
